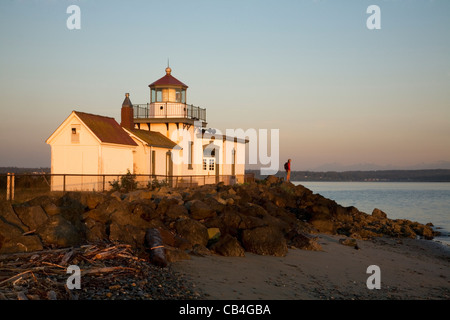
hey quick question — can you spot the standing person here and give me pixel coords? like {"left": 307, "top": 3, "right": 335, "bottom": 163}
{"left": 284, "top": 159, "right": 291, "bottom": 182}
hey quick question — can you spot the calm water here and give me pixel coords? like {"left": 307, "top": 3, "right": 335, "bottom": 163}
{"left": 293, "top": 181, "right": 450, "bottom": 246}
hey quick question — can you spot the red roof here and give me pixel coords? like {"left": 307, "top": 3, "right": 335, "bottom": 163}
{"left": 74, "top": 111, "right": 138, "bottom": 146}
{"left": 149, "top": 72, "right": 188, "bottom": 88}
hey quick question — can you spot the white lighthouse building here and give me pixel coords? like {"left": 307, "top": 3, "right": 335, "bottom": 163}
{"left": 46, "top": 67, "right": 247, "bottom": 190}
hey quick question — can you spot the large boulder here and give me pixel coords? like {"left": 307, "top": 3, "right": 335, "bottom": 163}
{"left": 309, "top": 215, "right": 337, "bottom": 234}
{"left": 13, "top": 205, "right": 49, "bottom": 231}
{"left": 174, "top": 218, "right": 209, "bottom": 247}
{"left": 210, "top": 234, "right": 245, "bottom": 257}
{"left": 164, "top": 203, "right": 189, "bottom": 222}
{"left": 36, "top": 215, "right": 83, "bottom": 248}
{"left": 372, "top": 208, "right": 388, "bottom": 220}
{"left": 0, "top": 218, "right": 43, "bottom": 253}
{"left": 84, "top": 218, "right": 107, "bottom": 242}
{"left": 241, "top": 226, "right": 288, "bottom": 257}
{"left": 0, "top": 202, "right": 27, "bottom": 231}
{"left": 186, "top": 200, "right": 215, "bottom": 220}
{"left": 109, "top": 223, "right": 145, "bottom": 247}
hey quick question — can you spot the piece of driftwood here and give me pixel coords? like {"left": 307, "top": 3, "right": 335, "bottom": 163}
{"left": 144, "top": 228, "right": 167, "bottom": 267}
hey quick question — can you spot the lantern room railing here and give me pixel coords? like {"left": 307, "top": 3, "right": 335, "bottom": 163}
{"left": 133, "top": 103, "right": 206, "bottom": 122}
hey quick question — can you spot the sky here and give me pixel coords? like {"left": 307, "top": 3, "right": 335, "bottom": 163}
{"left": 0, "top": 0, "right": 449, "bottom": 171}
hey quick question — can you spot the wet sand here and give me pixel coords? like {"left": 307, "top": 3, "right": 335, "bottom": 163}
{"left": 172, "top": 234, "right": 450, "bottom": 300}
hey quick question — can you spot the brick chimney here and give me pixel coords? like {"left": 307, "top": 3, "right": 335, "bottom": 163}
{"left": 121, "top": 93, "right": 134, "bottom": 130}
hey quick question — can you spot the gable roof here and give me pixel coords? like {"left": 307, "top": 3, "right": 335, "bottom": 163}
{"left": 126, "top": 129, "right": 178, "bottom": 149}
{"left": 149, "top": 73, "right": 188, "bottom": 88}
{"left": 74, "top": 111, "right": 138, "bottom": 146}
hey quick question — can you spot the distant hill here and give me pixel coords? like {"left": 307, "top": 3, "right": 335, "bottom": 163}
{"left": 0, "top": 167, "right": 50, "bottom": 174}
{"left": 310, "top": 161, "right": 450, "bottom": 171}
{"left": 247, "top": 169, "right": 450, "bottom": 182}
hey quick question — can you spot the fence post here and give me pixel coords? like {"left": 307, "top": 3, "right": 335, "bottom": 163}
{"left": 102, "top": 175, "right": 105, "bottom": 192}
{"left": 63, "top": 174, "right": 66, "bottom": 194}
{"left": 6, "top": 173, "right": 10, "bottom": 201}
{"left": 11, "top": 173, "right": 15, "bottom": 201}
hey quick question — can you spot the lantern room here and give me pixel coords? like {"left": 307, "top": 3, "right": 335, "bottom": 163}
{"left": 149, "top": 67, "right": 188, "bottom": 104}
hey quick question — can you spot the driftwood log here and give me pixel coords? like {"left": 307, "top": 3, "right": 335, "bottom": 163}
{"left": 144, "top": 228, "right": 167, "bottom": 268}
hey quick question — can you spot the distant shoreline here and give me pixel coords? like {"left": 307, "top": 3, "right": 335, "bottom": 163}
{"left": 1, "top": 167, "right": 450, "bottom": 182}
{"left": 247, "top": 169, "right": 450, "bottom": 182}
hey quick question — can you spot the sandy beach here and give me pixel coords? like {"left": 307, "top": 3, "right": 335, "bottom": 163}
{"left": 172, "top": 235, "right": 450, "bottom": 300}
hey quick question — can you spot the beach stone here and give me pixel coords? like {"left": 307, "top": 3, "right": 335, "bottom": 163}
{"left": 339, "top": 238, "right": 358, "bottom": 247}
{"left": 165, "top": 246, "right": 191, "bottom": 263}
{"left": 289, "top": 232, "right": 323, "bottom": 251}
{"left": 211, "top": 234, "right": 245, "bottom": 257}
{"left": 241, "top": 226, "right": 288, "bottom": 257}
{"left": 190, "top": 244, "right": 211, "bottom": 256}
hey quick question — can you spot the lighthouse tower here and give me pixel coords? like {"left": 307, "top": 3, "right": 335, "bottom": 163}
{"left": 133, "top": 67, "right": 207, "bottom": 136}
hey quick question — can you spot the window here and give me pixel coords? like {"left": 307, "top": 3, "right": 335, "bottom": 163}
{"left": 71, "top": 125, "right": 80, "bottom": 143}
{"left": 203, "top": 158, "right": 215, "bottom": 171}
{"left": 156, "top": 89, "right": 163, "bottom": 102}
{"left": 151, "top": 89, "right": 156, "bottom": 103}
{"left": 174, "top": 89, "right": 186, "bottom": 103}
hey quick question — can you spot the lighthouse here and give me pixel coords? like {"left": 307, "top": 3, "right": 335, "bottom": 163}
{"left": 133, "top": 67, "right": 207, "bottom": 136}
{"left": 46, "top": 66, "right": 248, "bottom": 190}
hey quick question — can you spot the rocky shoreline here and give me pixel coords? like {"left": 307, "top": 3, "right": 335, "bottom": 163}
{"left": 0, "top": 176, "right": 441, "bottom": 300}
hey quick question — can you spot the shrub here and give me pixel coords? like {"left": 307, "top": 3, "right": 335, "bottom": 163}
{"left": 109, "top": 170, "right": 137, "bottom": 192}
